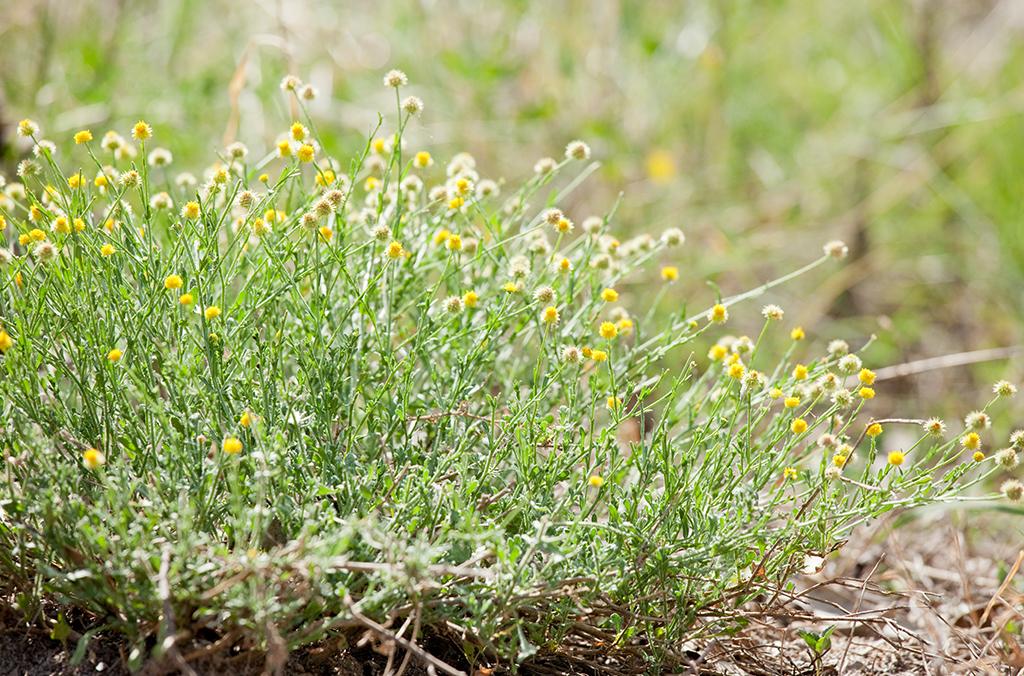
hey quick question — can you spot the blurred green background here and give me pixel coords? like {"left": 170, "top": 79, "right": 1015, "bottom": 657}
{"left": 2, "top": 0, "right": 1023, "bottom": 427}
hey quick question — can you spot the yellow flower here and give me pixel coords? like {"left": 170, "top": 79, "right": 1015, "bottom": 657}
{"left": 661, "top": 266, "right": 678, "bottom": 282}
{"left": 17, "top": 119, "right": 38, "bottom": 137}
{"left": 793, "top": 364, "right": 808, "bottom": 381}
{"left": 277, "top": 140, "right": 292, "bottom": 157}
{"left": 791, "top": 418, "right": 808, "bottom": 434}
{"left": 19, "top": 234, "right": 31, "bottom": 246}
{"left": 319, "top": 226, "right": 333, "bottom": 242}
{"left": 769, "top": 387, "right": 783, "bottom": 399}
{"left": 447, "top": 234, "right": 463, "bottom": 251}
{"left": 73, "top": 218, "right": 86, "bottom": 232}
{"left": 790, "top": 326, "right": 805, "bottom": 341}
{"left": 68, "top": 173, "right": 84, "bottom": 189}
{"left": 107, "top": 348, "right": 123, "bottom": 362}
{"left": 222, "top": 437, "right": 243, "bottom": 455}
{"left": 30, "top": 228, "right": 47, "bottom": 242}
{"left": 100, "top": 243, "right": 116, "bottom": 257}
{"left": 240, "top": 411, "right": 252, "bottom": 428}
{"left": 606, "top": 396, "right": 622, "bottom": 410}
{"left": 645, "top": 149, "right": 676, "bottom": 183}
{"left": 502, "top": 282, "right": 519, "bottom": 293}
{"left": 463, "top": 290, "right": 479, "bottom": 308}
{"left": 783, "top": 396, "right": 800, "bottom": 409}
{"left": 82, "top": 448, "right": 105, "bottom": 470}
{"left": 887, "top": 450, "right": 905, "bottom": 466}
{"left": 599, "top": 321, "right": 618, "bottom": 340}
{"left": 588, "top": 475, "right": 605, "bottom": 488}
{"left": 783, "top": 467, "right": 798, "bottom": 480}
{"left": 73, "top": 129, "right": 93, "bottom": 144}
{"left": 709, "top": 303, "right": 728, "bottom": 324}
{"left": 297, "top": 144, "right": 315, "bottom": 163}
{"left": 448, "top": 196, "right": 464, "bottom": 210}
{"left": 315, "top": 169, "right": 336, "bottom": 187}
{"left": 972, "top": 451, "right": 985, "bottom": 462}
{"left": 0, "top": 330, "right": 12, "bottom": 353}
{"left": 183, "top": 201, "right": 200, "bottom": 220}
{"left": 728, "top": 362, "right": 745, "bottom": 379}
{"left": 558, "top": 257, "right": 572, "bottom": 273}
{"left": 164, "top": 274, "right": 183, "bottom": 290}
{"left": 708, "top": 344, "right": 727, "bottom": 361}
{"left": 258, "top": 173, "right": 269, "bottom": 183}
{"left": 364, "top": 176, "right": 380, "bottom": 192}
{"left": 600, "top": 288, "right": 618, "bottom": 303}
{"left": 866, "top": 423, "right": 883, "bottom": 438}
{"left": 432, "top": 228, "right": 451, "bottom": 245}
{"left": 54, "top": 217, "right": 70, "bottom": 234}
{"left": 591, "top": 349, "right": 608, "bottom": 362}
{"left": 616, "top": 318, "right": 634, "bottom": 335}
{"left": 204, "top": 306, "right": 221, "bottom": 321}
{"left": 858, "top": 387, "right": 875, "bottom": 400}
{"left": 541, "top": 306, "right": 559, "bottom": 325}
{"left": 555, "top": 217, "right": 573, "bottom": 233}
{"left": 859, "top": 368, "right": 876, "bottom": 385}
{"left": 132, "top": 120, "right": 152, "bottom": 141}
{"left": 94, "top": 174, "right": 108, "bottom": 188}
{"left": 386, "top": 241, "right": 404, "bottom": 259}
{"left": 455, "top": 178, "right": 471, "bottom": 194}
{"left": 831, "top": 454, "right": 847, "bottom": 468}
{"left": 414, "top": 151, "right": 432, "bottom": 168}
{"left": 962, "top": 432, "right": 981, "bottom": 450}
{"left": 179, "top": 293, "right": 194, "bottom": 306}
{"left": 290, "top": 122, "right": 306, "bottom": 141}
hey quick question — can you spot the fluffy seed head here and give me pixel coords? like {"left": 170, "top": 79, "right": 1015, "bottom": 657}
{"left": 565, "top": 140, "right": 591, "bottom": 160}
{"left": 994, "top": 380, "right": 1017, "bottom": 397}
{"left": 384, "top": 69, "right": 408, "bottom": 88}
{"left": 1001, "top": 479, "right": 1024, "bottom": 502}
{"left": 823, "top": 240, "right": 848, "bottom": 260}
{"left": 996, "top": 447, "right": 1019, "bottom": 470}
{"left": 402, "top": 96, "right": 424, "bottom": 115}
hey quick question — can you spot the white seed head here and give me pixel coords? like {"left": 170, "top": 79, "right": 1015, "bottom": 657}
{"left": 923, "top": 418, "right": 947, "bottom": 436}
{"left": 533, "top": 157, "right": 557, "bottom": 175}
{"left": 565, "top": 140, "right": 591, "bottom": 161}
{"left": 280, "top": 75, "right": 302, "bottom": 92}
{"left": 561, "top": 345, "right": 582, "bottom": 363}
{"left": 1001, "top": 479, "right": 1024, "bottom": 502}
{"left": 402, "top": 96, "right": 424, "bottom": 115}
{"left": 533, "top": 286, "right": 556, "bottom": 304}
{"left": 827, "top": 339, "right": 849, "bottom": 356}
{"left": 837, "top": 354, "right": 861, "bottom": 375}
{"left": 148, "top": 147, "right": 173, "bottom": 167}
{"left": 661, "top": 227, "right": 685, "bottom": 246}
{"left": 383, "top": 69, "right": 408, "bottom": 88}
{"left": 444, "top": 295, "right": 463, "bottom": 313}
{"left": 824, "top": 240, "right": 849, "bottom": 260}
{"left": 582, "top": 217, "right": 604, "bottom": 234}
{"left": 994, "top": 380, "right": 1017, "bottom": 397}
{"left": 965, "top": 411, "right": 991, "bottom": 431}
{"left": 996, "top": 447, "right": 1019, "bottom": 470}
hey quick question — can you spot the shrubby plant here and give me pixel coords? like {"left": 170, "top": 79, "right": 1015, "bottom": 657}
{"left": 0, "top": 71, "right": 1019, "bottom": 672}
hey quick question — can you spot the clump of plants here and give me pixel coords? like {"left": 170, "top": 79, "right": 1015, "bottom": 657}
{"left": 0, "top": 71, "right": 1020, "bottom": 673}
